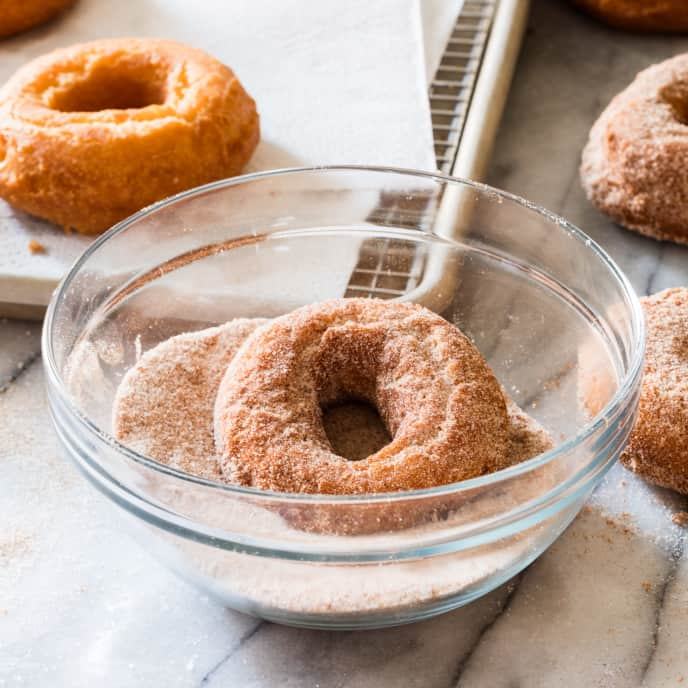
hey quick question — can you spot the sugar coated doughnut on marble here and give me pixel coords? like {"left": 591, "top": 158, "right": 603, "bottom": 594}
{"left": 581, "top": 54, "right": 688, "bottom": 244}
{"left": 621, "top": 288, "right": 688, "bottom": 493}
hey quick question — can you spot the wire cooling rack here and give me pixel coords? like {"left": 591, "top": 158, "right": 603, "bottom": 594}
{"left": 432, "top": 0, "right": 496, "bottom": 173}
{"left": 345, "top": 0, "right": 497, "bottom": 300}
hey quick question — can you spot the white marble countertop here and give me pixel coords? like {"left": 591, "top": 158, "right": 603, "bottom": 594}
{"left": 3, "top": 1, "right": 688, "bottom": 686}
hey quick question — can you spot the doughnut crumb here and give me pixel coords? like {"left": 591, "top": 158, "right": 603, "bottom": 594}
{"left": 27, "top": 240, "right": 46, "bottom": 254}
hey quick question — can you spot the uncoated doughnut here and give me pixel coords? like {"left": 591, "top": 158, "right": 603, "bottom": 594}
{"left": 214, "top": 298, "right": 511, "bottom": 495}
{"left": 0, "top": 38, "right": 259, "bottom": 234}
{"left": 0, "top": 0, "right": 76, "bottom": 39}
{"left": 571, "top": 0, "right": 688, "bottom": 32}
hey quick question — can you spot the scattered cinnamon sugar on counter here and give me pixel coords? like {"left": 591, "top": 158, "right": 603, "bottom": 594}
{"left": 27, "top": 240, "right": 46, "bottom": 254}
{"left": 584, "top": 511, "right": 637, "bottom": 539}
{"left": 672, "top": 512, "right": 688, "bottom": 528}
{"left": 0, "top": 531, "right": 32, "bottom": 565}
{"left": 641, "top": 581, "right": 652, "bottom": 594}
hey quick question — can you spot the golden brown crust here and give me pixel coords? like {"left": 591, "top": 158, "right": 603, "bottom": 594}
{"left": 0, "top": 38, "right": 259, "bottom": 234}
{"left": 214, "top": 298, "right": 512, "bottom": 495}
{"left": 0, "top": 0, "right": 76, "bottom": 38}
{"left": 572, "top": 0, "right": 688, "bottom": 31}
{"left": 113, "top": 312, "right": 552, "bottom": 486}
{"left": 580, "top": 54, "right": 688, "bottom": 244}
{"left": 621, "top": 288, "right": 688, "bottom": 494}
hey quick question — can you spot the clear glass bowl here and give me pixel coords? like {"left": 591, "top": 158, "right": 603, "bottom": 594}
{"left": 43, "top": 167, "right": 644, "bottom": 630}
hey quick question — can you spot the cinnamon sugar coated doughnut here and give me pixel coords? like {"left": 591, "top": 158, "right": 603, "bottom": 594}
{"left": 112, "top": 309, "right": 552, "bottom": 499}
{"left": 0, "top": 38, "right": 259, "bottom": 234}
{"left": 0, "top": 0, "right": 76, "bottom": 38}
{"left": 214, "top": 299, "right": 512, "bottom": 494}
{"left": 621, "top": 288, "right": 688, "bottom": 493}
{"left": 113, "top": 319, "right": 266, "bottom": 481}
{"left": 572, "top": 0, "right": 688, "bottom": 32}
{"left": 581, "top": 54, "right": 688, "bottom": 244}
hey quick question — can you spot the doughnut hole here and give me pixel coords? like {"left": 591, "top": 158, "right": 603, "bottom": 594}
{"left": 48, "top": 59, "right": 168, "bottom": 112}
{"left": 322, "top": 402, "right": 391, "bottom": 461}
{"left": 661, "top": 82, "right": 688, "bottom": 125}
{"left": 314, "top": 323, "right": 400, "bottom": 461}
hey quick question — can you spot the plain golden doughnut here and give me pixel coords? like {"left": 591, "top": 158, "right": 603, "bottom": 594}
{"left": 0, "top": 38, "right": 259, "bottom": 234}
{"left": 572, "top": 0, "right": 688, "bottom": 32}
{"left": 0, "top": 0, "right": 76, "bottom": 39}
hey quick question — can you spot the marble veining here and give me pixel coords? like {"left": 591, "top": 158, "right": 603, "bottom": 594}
{"left": 3, "top": 1, "right": 688, "bottom": 686}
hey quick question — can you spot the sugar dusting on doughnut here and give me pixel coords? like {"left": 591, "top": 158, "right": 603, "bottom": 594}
{"left": 581, "top": 54, "right": 688, "bottom": 244}
{"left": 0, "top": 38, "right": 259, "bottom": 234}
{"left": 113, "top": 311, "right": 552, "bottom": 491}
{"left": 213, "top": 299, "right": 549, "bottom": 494}
{"left": 620, "top": 288, "right": 688, "bottom": 493}
{"left": 113, "top": 318, "right": 266, "bottom": 480}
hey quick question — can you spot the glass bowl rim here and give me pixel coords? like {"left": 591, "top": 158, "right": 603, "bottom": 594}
{"left": 42, "top": 164, "right": 646, "bottom": 505}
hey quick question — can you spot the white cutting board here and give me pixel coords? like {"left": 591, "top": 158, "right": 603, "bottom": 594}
{"left": 0, "top": 0, "right": 443, "bottom": 317}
